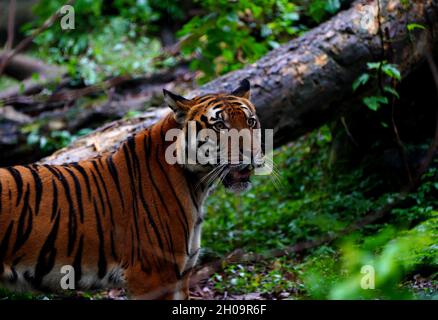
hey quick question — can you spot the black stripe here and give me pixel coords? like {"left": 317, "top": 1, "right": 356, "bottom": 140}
{"left": 126, "top": 137, "right": 156, "bottom": 275}
{"left": 188, "top": 247, "right": 200, "bottom": 259}
{"left": 157, "top": 128, "right": 190, "bottom": 254}
{"left": 90, "top": 167, "right": 113, "bottom": 224}
{"left": 43, "top": 164, "right": 61, "bottom": 179}
{"left": 197, "top": 95, "right": 214, "bottom": 103}
{"left": 72, "top": 234, "right": 84, "bottom": 287}
{"left": 214, "top": 109, "right": 224, "bottom": 120}
{"left": 142, "top": 134, "right": 177, "bottom": 260}
{"left": 200, "top": 114, "right": 209, "bottom": 124}
{"left": 130, "top": 230, "right": 135, "bottom": 266}
{"left": 9, "top": 266, "right": 18, "bottom": 283}
{"left": 12, "top": 184, "right": 33, "bottom": 254}
{"left": 143, "top": 133, "right": 184, "bottom": 259}
{"left": 105, "top": 157, "right": 125, "bottom": 210}
{"left": 28, "top": 165, "right": 43, "bottom": 216}
{"left": 141, "top": 180, "right": 172, "bottom": 265}
{"left": 64, "top": 167, "right": 85, "bottom": 223}
{"left": 48, "top": 166, "right": 77, "bottom": 256}
{"left": 165, "top": 222, "right": 181, "bottom": 280}
{"left": 126, "top": 137, "right": 164, "bottom": 268}
{"left": 50, "top": 180, "right": 59, "bottom": 221}
{"left": 33, "top": 209, "right": 61, "bottom": 288}
{"left": 0, "top": 222, "right": 14, "bottom": 274}
{"left": 122, "top": 141, "right": 145, "bottom": 265}
{"left": 142, "top": 218, "right": 155, "bottom": 269}
{"left": 196, "top": 216, "right": 204, "bottom": 226}
{"left": 109, "top": 232, "right": 118, "bottom": 261}
{"left": 139, "top": 258, "right": 151, "bottom": 274}
{"left": 11, "top": 256, "right": 22, "bottom": 266}
{"left": 5, "top": 167, "right": 23, "bottom": 207}
{"left": 71, "top": 163, "right": 92, "bottom": 202}
{"left": 93, "top": 198, "right": 107, "bottom": 279}
{"left": 185, "top": 171, "right": 200, "bottom": 212}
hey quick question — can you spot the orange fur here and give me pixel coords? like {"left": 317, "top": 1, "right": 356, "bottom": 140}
{"left": 0, "top": 83, "right": 260, "bottom": 299}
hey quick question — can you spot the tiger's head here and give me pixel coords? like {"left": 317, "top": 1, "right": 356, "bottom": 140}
{"left": 163, "top": 79, "right": 264, "bottom": 192}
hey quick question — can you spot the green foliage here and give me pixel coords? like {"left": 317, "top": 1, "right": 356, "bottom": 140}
{"left": 28, "top": 0, "right": 344, "bottom": 84}
{"left": 212, "top": 257, "right": 302, "bottom": 296}
{"left": 353, "top": 61, "right": 401, "bottom": 112}
{"left": 400, "top": 0, "right": 411, "bottom": 9}
{"left": 68, "top": 18, "right": 161, "bottom": 85}
{"left": 352, "top": 73, "right": 370, "bottom": 92}
{"left": 363, "top": 96, "right": 388, "bottom": 111}
{"left": 204, "top": 125, "right": 438, "bottom": 299}
{"left": 178, "top": 0, "right": 345, "bottom": 82}
{"left": 307, "top": 0, "right": 341, "bottom": 23}
{"left": 320, "top": 216, "right": 437, "bottom": 299}
{"left": 178, "top": 0, "right": 302, "bottom": 83}
{"left": 0, "top": 288, "right": 37, "bottom": 300}
{"left": 383, "top": 86, "right": 400, "bottom": 99}
{"left": 23, "top": 124, "right": 92, "bottom": 154}
{"left": 27, "top": 0, "right": 174, "bottom": 84}
{"left": 204, "top": 127, "right": 399, "bottom": 255}
{"left": 407, "top": 23, "right": 426, "bottom": 32}
{"left": 380, "top": 63, "right": 401, "bottom": 81}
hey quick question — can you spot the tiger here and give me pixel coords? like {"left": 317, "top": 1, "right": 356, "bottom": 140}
{"left": 0, "top": 79, "right": 264, "bottom": 299}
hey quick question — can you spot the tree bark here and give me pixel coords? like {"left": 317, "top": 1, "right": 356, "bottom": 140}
{"left": 24, "top": 0, "right": 438, "bottom": 164}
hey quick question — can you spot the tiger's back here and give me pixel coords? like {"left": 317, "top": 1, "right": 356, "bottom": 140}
{"left": 0, "top": 116, "right": 198, "bottom": 298}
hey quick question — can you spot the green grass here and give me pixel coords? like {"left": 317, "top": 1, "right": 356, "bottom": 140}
{"left": 203, "top": 126, "right": 438, "bottom": 299}
{"left": 203, "top": 127, "right": 383, "bottom": 255}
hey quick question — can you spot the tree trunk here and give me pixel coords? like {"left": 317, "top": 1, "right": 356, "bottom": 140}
{"left": 21, "top": 0, "right": 438, "bottom": 164}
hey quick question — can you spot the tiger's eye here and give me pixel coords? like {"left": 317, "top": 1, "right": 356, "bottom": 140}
{"left": 247, "top": 118, "right": 256, "bottom": 128}
{"left": 214, "top": 121, "right": 226, "bottom": 130}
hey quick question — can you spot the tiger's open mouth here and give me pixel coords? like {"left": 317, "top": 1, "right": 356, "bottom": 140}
{"left": 222, "top": 164, "right": 253, "bottom": 192}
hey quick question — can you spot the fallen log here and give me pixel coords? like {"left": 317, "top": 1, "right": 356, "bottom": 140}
{"left": 0, "top": 64, "right": 195, "bottom": 166}
{"left": 40, "top": 0, "right": 438, "bottom": 165}
{"left": 0, "top": 51, "right": 65, "bottom": 82}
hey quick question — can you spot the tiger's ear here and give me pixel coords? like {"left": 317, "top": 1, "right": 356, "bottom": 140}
{"left": 163, "top": 89, "right": 192, "bottom": 124}
{"left": 231, "top": 79, "right": 251, "bottom": 99}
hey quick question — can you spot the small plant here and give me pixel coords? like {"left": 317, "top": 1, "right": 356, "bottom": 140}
{"left": 307, "top": 0, "right": 342, "bottom": 23}
{"left": 353, "top": 61, "right": 401, "bottom": 111}
{"left": 23, "top": 124, "right": 92, "bottom": 155}
{"left": 328, "top": 215, "right": 437, "bottom": 299}
{"left": 212, "top": 258, "right": 302, "bottom": 297}
{"left": 407, "top": 23, "right": 426, "bottom": 32}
